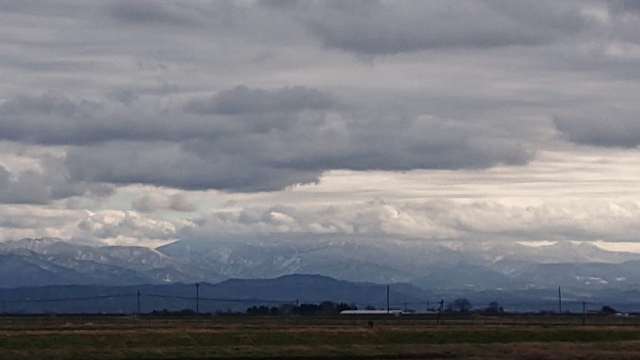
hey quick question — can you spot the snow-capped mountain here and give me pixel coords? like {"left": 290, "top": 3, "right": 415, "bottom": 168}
{"left": 2, "top": 237, "right": 640, "bottom": 294}
{"left": 0, "top": 238, "right": 211, "bottom": 286}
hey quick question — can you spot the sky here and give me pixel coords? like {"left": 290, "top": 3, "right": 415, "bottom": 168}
{"left": 1, "top": 0, "right": 640, "bottom": 250}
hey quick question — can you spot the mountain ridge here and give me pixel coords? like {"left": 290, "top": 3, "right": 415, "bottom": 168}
{"left": 0, "top": 274, "right": 429, "bottom": 314}
{"left": 2, "top": 237, "right": 640, "bottom": 296}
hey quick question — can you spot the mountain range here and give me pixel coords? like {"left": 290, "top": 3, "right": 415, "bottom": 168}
{"left": 2, "top": 237, "right": 640, "bottom": 295}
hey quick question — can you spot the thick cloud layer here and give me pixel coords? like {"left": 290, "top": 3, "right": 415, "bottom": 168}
{"left": 1, "top": 1, "right": 640, "bottom": 247}
{"left": 132, "top": 193, "right": 197, "bottom": 213}
{"left": 554, "top": 109, "right": 640, "bottom": 148}
{"left": 184, "top": 86, "right": 336, "bottom": 115}
{"left": 0, "top": 158, "right": 114, "bottom": 205}
{"left": 1, "top": 87, "right": 529, "bottom": 192}
{"left": 181, "top": 198, "right": 640, "bottom": 244}
{"left": 296, "top": 1, "right": 574, "bottom": 55}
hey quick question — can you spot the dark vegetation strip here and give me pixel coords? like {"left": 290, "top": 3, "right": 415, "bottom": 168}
{"left": 0, "top": 328, "right": 638, "bottom": 350}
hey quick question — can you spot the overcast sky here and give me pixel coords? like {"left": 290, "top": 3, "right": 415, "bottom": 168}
{"left": 2, "top": 0, "right": 640, "bottom": 250}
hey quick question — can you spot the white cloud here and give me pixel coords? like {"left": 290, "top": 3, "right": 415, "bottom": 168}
{"left": 180, "top": 196, "right": 640, "bottom": 244}
{"left": 75, "top": 210, "right": 188, "bottom": 246}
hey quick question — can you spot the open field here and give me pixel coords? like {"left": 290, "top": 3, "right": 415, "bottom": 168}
{"left": 3, "top": 316, "right": 640, "bottom": 359}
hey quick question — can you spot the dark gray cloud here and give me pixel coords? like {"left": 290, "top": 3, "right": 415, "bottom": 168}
{"left": 554, "top": 109, "right": 640, "bottom": 148}
{"left": 0, "top": 93, "right": 215, "bottom": 145}
{"left": 1, "top": 93, "right": 99, "bottom": 119}
{"left": 295, "top": 0, "right": 589, "bottom": 55}
{"left": 184, "top": 85, "right": 336, "bottom": 115}
{"left": 60, "top": 85, "right": 528, "bottom": 191}
{"left": 0, "top": 87, "right": 334, "bottom": 145}
{"left": 61, "top": 115, "right": 529, "bottom": 192}
{"left": 1, "top": 85, "right": 530, "bottom": 192}
{"left": 108, "top": 0, "right": 199, "bottom": 26}
{"left": 64, "top": 141, "right": 324, "bottom": 192}
{"left": 610, "top": 1, "right": 640, "bottom": 16}
{"left": 0, "top": 94, "right": 137, "bottom": 145}
{"left": 0, "top": 159, "right": 114, "bottom": 205}
{"left": 0, "top": 0, "right": 91, "bottom": 18}
{"left": 107, "top": 89, "right": 139, "bottom": 105}
{"left": 260, "top": 0, "right": 301, "bottom": 10}
{"left": 132, "top": 193, "right": 197, "bottom": 213}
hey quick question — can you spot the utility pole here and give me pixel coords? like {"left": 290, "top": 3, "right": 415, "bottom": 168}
{"left": 386, "top": 285, "right": 390, "bottom": 315}
{"left": 196, "top": 283, "right": 200, "bottom": 318}
{"left": 137, "top": 289, "right": 141, "bottom": 318}
{"left": 558, "top": 287, "right": 562, "bottom": 314}
{"left": 436, "top": 300, "right": 444, "bottom": 325}
{"left": 582, "top": 301, "right": 586, "bottom": 326}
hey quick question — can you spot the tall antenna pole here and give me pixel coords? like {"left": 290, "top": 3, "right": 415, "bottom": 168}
{"left": 386, "top": 285, "right": 390, "bottom": 315}
{"left": 558, "top": 286, "right": 562, "bottom": 314}
{"left": 196, "top": 283, "right": 200, "bottom": 317}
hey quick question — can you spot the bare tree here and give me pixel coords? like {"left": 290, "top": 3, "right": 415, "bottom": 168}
{"left": 453, "top": 298, "right": 472, "bottom": 313}
{"left": 483, "top": 301, "right": 503, "bottom": 315}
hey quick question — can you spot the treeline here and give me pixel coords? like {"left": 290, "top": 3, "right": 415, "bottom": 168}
{"left": 443, "top": 299, "right": 622, "bottom": 316}
{"left": 247, "top": 301, "right": 357, "bottom": 316}
{"left": 144, "top": 301, "right": 358, "bottom": 317}
{"left": 125, "top": 300, "right": 626, "bottom": 318}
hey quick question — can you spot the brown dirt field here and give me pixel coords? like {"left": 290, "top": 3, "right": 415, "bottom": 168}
{"left": 2, "top": 316, "right": 640, "bottom": 359}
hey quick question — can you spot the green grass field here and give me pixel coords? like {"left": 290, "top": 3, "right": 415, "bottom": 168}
{"left": 2, "top": 316, "right": 640, "bottom": 359}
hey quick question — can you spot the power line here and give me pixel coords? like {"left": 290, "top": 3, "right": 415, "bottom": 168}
{"left": 3, "top": 293, "right": 136, "bottom": 304}
{"left": 142, "top": 292, "right": 296, "bottom": 304}
{"left": 200, "top": 296, "right": 295, "bottom": 304}
{"left": 0, "top": 289, "right": 627, "bottom": 315}
{"left": 143, "top": 293, "right": 194, "bottom": 300}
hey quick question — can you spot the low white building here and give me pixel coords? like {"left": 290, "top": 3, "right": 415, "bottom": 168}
{"left": 340, "top": 310, "right": 402, "bottom": 316}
